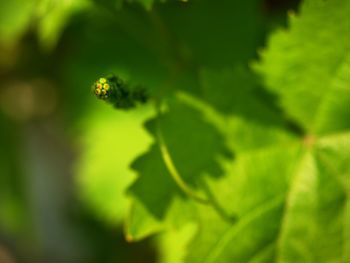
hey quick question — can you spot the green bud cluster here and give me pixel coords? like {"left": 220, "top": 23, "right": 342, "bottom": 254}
{"left": 92, "top": 75, "right": 148, "bottom": 109}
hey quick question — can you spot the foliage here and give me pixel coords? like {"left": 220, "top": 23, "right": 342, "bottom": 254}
{"left": 1, "top": 0, "right": 349, "bottom": 262}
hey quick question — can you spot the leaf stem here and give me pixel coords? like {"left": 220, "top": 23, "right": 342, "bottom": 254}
{"left": 155, "top": 101, "right": 236, "bottom": 223}
{"left": 155, "top": 103, "right": 209, "bottom": 204}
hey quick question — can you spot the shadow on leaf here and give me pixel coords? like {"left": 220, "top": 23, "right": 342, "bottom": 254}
{"left": 129, "top": 99, "right": 232, "bottom": 219}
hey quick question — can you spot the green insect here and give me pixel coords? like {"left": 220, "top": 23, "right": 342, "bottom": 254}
{"left": 92, "top": 75, "right": 148, "bottom": 109}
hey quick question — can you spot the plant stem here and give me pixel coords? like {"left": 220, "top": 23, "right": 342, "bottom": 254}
{"left": 155, "top": 101, "right": 237, "bottom": 223}
{"left": 155, "top": 103, "right": 208, "bottom": 204}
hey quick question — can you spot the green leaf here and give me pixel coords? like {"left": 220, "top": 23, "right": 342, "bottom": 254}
{"left": 0, "top": 0, "right": 35, "bottom": 45}
{"left": 185, "top": 144, "right": 301, "bottom": 263}
{"left": 317, "top": 133, "right": 350, "bottom": 193}
{"left": 184, "top": 132, "right": 350, "bottom": 262}
{"left": 129, "top": 143, "right": 182, "bottom": 219}
{"left": 36, "top": 0, "right": 91, "bottom": 50}
{"left": 199, "top": 67, "right": 274, "bottom": 118}
{"left": 63, "top": 0, "right": 350, "bottom": 261}
{"left": 275, "top": 147, "right": 349, "bottom": 262}
{"left": 126, "top": 95, "right": 232, "bottom": 238}
{"left": 179, "top": 72, "right": 297, "bottom": 152}
{"left": 255, "top": 0, "right": 350, "bottom": 134}
{"left": 125, "top": 66, "right": 297, "bottom": 255}
{"left": 76, "top": 105, "right": 153, "bottom": 224}
{"left": 157, "top": 223, "right": 197, "bottom": 263}
{"left": 179, "top": 0, "right": 350, "bottom": 259}
{"left": 274, "top": 133, "right": 350, "bottom": 262}
{"left": 158, "top": 0, "right": 261, "bottom": 68}
{"left": 0, "top": 0, "right": 92, "bottom": 49}
{"left": 313, "top": 55, "right": 350, "bottom": 134}
{"left": 126, "top": 196, "right": 196, "bottom": 241}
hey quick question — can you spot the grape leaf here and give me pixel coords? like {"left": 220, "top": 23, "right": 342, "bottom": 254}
{"left": 125, "top": 79, "right": 295, "bottom": 242}
{"left": 125, "top": 64, "right": 297, "bottom": 250}
{"left": 255, "top": 0, "right": 350, "bottom": 134}
{"left": 178, "top": 73, "right": 297, "bottom": 152}
{"left": 157, "top": 0, "right": 261, "bottom": 68}
{"left": 275, "top": 138, "right": 350, "bottom": 262}
{"left": 157, "top": 223, "right": 197, "bottom": 263}
{"left": 180, "top": 0, "right": 350, "bottom": 261}
{"left": 0, "top": 0, "right": 35, "bottom": 45}
{"left": 129, "top": 143, "right": 182, "bottom": 219}
{"left": 128, "top": 97, "right": 232, "bottom": 220}
{"left": 185, "top": 144, "right": 301, "bottom": 263}
{"left": 76, "top": 105, "right": 153, "bottom": 224}
{"left": 126, "top": 195, "right": 196, "bottom": 241}
{"left": 183, "top": 132, "right": 350, "bottom": 262}
{"left": 0, "top": 0, "right": 92, "bottom": 50}
{"left": 72, "top": 0, "right": 350, "bottom": 262}
{"left": 36, "top": 0, "right": 91, "bottom": 50}
{"left": 313, "top": 54, "right": 350, "bottom": 134}
{"left": 0, "top": 0, "right": 163, "bottom": 51}
{"left": 198, "top": 66, "right": 285, "bottom": 122}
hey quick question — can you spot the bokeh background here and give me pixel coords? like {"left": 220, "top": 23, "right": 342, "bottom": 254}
{"left": 0, "top": 0, "right": 299, "bottom": 262}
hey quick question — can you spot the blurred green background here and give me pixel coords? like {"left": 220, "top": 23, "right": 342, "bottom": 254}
{"left": 0, "top": 0, "right": 299, "bottom": 262}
